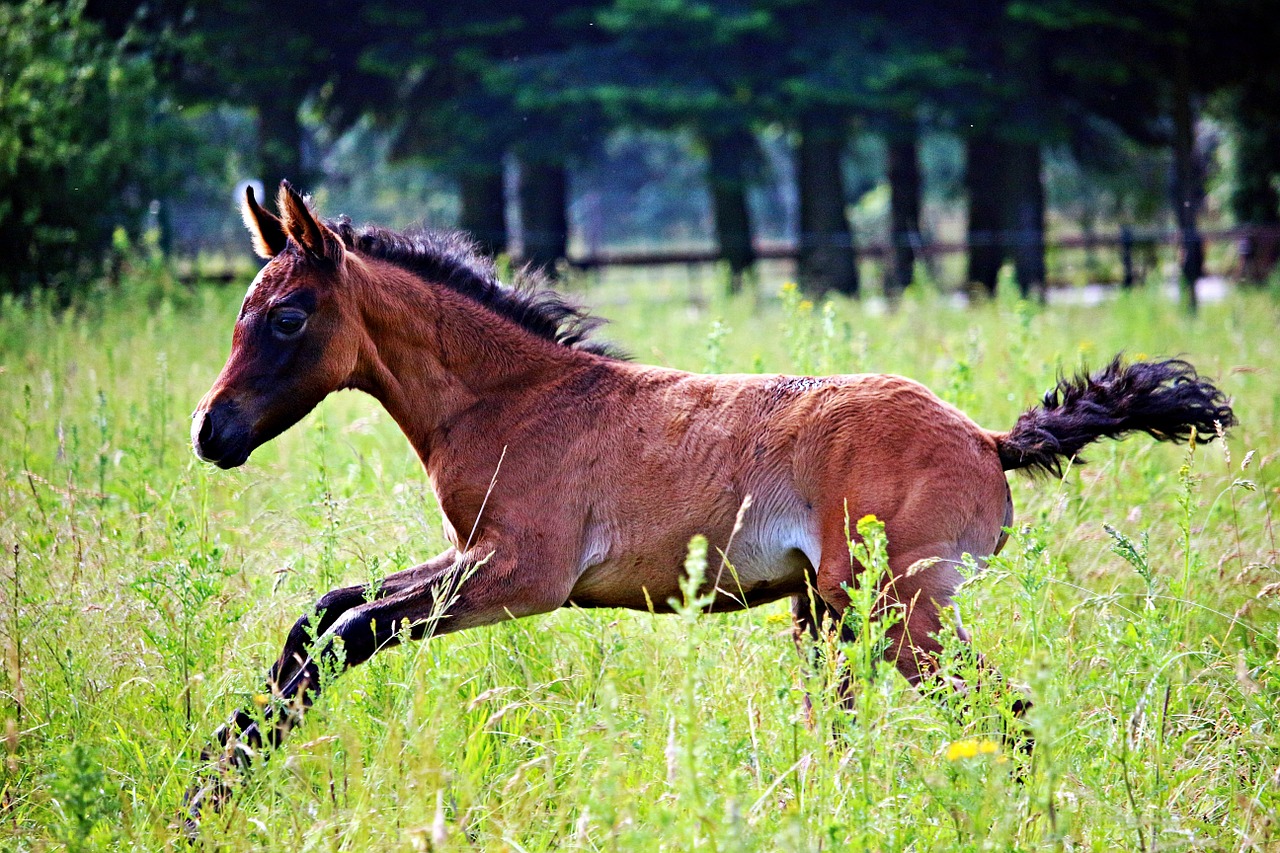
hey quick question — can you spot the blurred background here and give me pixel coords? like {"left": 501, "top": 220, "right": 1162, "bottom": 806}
{"left": 3, "top": 0, "right": 1279, "bottom": 304}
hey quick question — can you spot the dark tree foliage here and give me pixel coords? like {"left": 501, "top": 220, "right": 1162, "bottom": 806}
{"left": 33, "top": 0, "right": 1280, "bottom": 297}
{"left": 340, "top": 0, "right": 613, "bottom": 269}
{"left": 519, "top": 0, "right": 789, "bottom": 290}
{"left": 0, "top": 0, "right": 195, "bottom": 295}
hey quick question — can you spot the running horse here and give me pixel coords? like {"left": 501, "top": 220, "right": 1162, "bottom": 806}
{"left": 186, "top": 181, "right": 1234, "bottom": 819}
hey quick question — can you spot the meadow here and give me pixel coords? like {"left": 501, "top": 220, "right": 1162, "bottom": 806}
{"left": 0, "top": 269, "right": 1277, "bottom": 851}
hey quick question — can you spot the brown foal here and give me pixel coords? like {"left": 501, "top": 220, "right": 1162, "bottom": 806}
{"left": 185, "top": 181, "right": 1234, "bottom": 820}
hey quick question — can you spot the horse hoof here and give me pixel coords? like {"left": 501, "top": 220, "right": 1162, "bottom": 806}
{"left": 180, "top": 774, "right": 232, "bottom": 835}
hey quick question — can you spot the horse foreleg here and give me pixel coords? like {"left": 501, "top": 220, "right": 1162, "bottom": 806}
{"left": 267, "top": 548, "right": 459, "bottom": 689}
{"left": 246, "top": 547, "right": 571, "bottom": 753}
{"left": 186, "top": 545, "right": 572, "bottom": 826}
{"left": 184, "top": 548, "right": 458, "bottom": 824}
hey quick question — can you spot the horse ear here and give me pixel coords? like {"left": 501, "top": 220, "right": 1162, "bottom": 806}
{"left": 241, "top": 185, "right": 287, "bottom": 258}
{"left": 277, "top": 180, "right": 342, "bottom": 262}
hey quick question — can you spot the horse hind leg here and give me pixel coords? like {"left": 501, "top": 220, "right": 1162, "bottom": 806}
{"left": 880, "top": 544, "right": 1033, "bottom": 753}
{"left": 790, "top": 587, "right": 858, "bottom": 726}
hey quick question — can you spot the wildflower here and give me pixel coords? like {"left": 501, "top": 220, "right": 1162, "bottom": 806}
{"left": 945, "top": 738, "right": 1001, "bottom": 761}
{"left": 253, "top": 693, "right": 270, "bottom": 708}
{"left": 855, "top": 513, "right": 883, "bottom": 539}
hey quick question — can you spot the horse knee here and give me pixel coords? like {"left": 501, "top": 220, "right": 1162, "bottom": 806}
{"left": 272, "top": 584, "right": 367, "bottom": 683}
{"left": 288, "top": 587, "right": 357, "bottom": 641}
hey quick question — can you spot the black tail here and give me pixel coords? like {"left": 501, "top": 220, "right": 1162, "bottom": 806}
{"left": 996, "top": 357, "right": 1236, "bottom": 477}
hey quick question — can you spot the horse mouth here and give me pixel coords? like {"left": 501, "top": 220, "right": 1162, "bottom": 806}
{"left": 192, "top": 436, "right": 252, "bottom": 469}
{"left": 191, "top": 407, "right": 254, "bottom": 469}
{"left": 210, "top": 444, "right": 251, "bottom": 469}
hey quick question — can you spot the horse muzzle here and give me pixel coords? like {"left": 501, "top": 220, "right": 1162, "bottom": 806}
{"left": 191, "top": 400, "right": 253, "bottom": 469}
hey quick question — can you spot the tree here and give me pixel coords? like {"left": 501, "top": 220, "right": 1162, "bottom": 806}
{"left": 794, "top": 112, "right": 858, "bottom": 296}
{"left": 945, "top": 0, "right": 1163, "bottom": 298}
{"left": 1230, "top": 83, "right": 1280, "bottom": 282}
{"left": 0, "top": 0, "right": 192, "bottom": 295}
{"left": 934, "top": 1, "right": 1053, "bottom": 299}
{"left": 1003, "top": 0, "right": 1280, "bottom": 306}
{"left": 773, "top": 2, "right": 871, "bottom": 296}
{"left": 176, "top": 1, "right": 393, "bottom": 193}
{"left": 341, "top": 0, "right": 611, "bottom": 268}
{"left": 524, "top": 0, "right": 788, "bottom": 291}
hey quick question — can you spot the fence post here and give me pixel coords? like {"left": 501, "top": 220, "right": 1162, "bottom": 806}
{"left": 1121, "top": 226, "right": 1135, "bottom": 288}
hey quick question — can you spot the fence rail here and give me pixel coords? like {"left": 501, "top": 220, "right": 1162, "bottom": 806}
{"left": 180, "top": 224, "right": 1280, "bottom": 286}
{"left": 566, "top": 225, "right": 1280, "bottom": 270}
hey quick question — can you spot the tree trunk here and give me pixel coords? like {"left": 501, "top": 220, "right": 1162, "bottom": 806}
{"left": 258, "top": 96, "right": 309, "bottom": 194}
{"left": 886, "top": 129, "right": 922, "bottom": 298}
{"left": 1171, "top": 46, "right": 1203, "bottom": 312}
{"left": 965, "top": 134, "right": 1005, "bottom": 296}
{"left": 518, "top": 160, "right": 570, "bottom": 276}
{"left": 1230, "top": 85, "right": 1280, "bottom": 285}
{"left": 705, "top": 128, "right": 757, "bottom": 293}
{"left": 796, "top": 114, "right": 858, "bottom": 297}
{"left": 1005, "top": 140, "right": 1046, "bottom": 299}
{"left": 458, "top": 167, "right": 508, "bottom": 258}
{"left": 1231, "top": 122, "right": 1280, "bottom": 227}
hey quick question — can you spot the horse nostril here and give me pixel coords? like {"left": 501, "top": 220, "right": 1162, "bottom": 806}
{"left": 198, "top": 411, "right": 215, "bottom": 445}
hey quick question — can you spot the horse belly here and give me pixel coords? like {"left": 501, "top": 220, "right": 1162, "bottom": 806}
{"left": 716, "top": 507, "right": 820, "bottom": 608}
{"left": 567, "top": 503, "right": 818, "bottom": 613}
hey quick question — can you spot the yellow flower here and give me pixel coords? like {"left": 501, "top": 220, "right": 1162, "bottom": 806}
{"left": 856, "top": 514, "right": 883, "bottom": 536}
{"left": 253, "top": 693, "right": 270, "bottom": 708}
{"left": 945, "top": 738, "right": 1001, "bottom": 761}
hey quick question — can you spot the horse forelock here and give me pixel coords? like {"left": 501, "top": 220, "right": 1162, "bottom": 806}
{"left": 320, "top": 219, "right": 621, "bottom": 358}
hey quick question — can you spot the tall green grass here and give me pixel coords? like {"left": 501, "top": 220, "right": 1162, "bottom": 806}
{"left": 0, "top": 277, "right": 1277, "bottom": 850}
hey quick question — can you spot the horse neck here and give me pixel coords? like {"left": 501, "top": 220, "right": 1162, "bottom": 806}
{"left": 349, "top": 257, "right": 586, "bottom": 460}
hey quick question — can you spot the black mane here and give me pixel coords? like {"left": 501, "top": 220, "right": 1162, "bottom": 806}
{"left": 326, "top": 219, "right": 617, "bottom": 358}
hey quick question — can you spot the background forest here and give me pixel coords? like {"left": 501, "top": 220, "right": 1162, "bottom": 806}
{"left": 3, "top": 0, "right": 1280, "bottom": 302}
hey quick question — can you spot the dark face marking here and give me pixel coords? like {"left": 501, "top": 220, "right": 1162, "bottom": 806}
{"left": 193, "top": 255, "right": 355, "bottom": 468}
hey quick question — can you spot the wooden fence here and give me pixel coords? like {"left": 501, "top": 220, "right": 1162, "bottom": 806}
{"left": 182, "top": 224, "right": 1280, "bottom": 287}
{"left": 568, "top": 224, "right": 1279, "bottom": 277}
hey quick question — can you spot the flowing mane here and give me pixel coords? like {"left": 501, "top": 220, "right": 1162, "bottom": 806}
{"left": 325, "top": 219, "right": 618, "bottom": 358}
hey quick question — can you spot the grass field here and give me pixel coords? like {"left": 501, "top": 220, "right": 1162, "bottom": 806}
{"left": 1, "top": 273, "right": 1278, "bottom": 851}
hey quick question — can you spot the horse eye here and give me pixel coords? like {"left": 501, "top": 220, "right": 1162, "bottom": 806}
{"left": 271, "top": 309, "right": 307, "bottom": 338}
